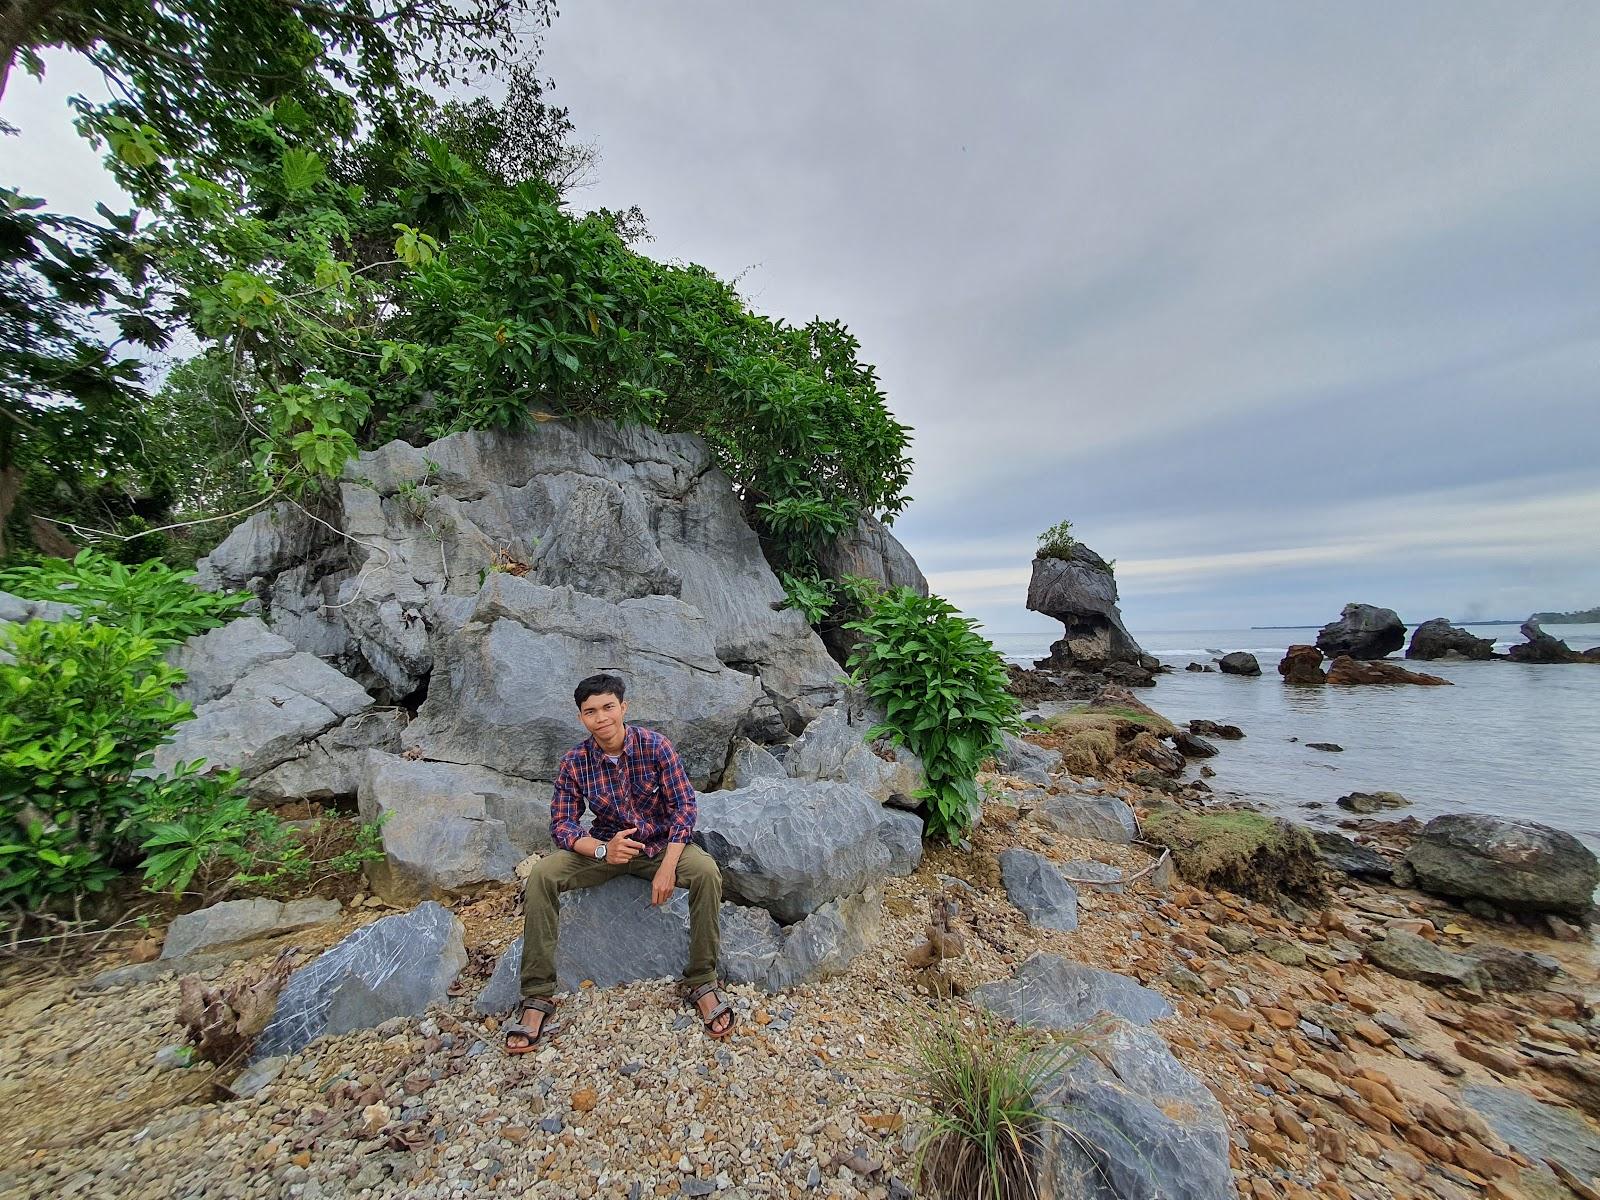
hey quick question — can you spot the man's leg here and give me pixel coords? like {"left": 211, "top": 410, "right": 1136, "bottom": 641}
{"left": 674, "top": 844, "right": 723, "bottom": 989}
{"left": 519, "top": 850, "right": 619, "bottom": 1001}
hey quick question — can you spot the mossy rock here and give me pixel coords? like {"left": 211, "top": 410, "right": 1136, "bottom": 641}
{"left": 1142, "top": 804, "right": 1327, "bottom": 903}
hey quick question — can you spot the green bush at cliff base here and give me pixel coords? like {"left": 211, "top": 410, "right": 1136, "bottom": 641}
{"left": 1140, "top": 803, "right": 1327, "bottom": 903}
{"left": 845, "top": 586, "right": 1020, "bottom": 842}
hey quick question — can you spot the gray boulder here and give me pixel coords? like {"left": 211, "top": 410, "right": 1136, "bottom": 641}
{"left": 1335, "top": 790, "right": 1409, "bottom": 814}
{"left": 993, "top": 732, "right": 1061, "bottom": 786}
{"left": 167, "top": 617, "right": 297, "bottom": 705}
{"left": 1365, "top": 930, "right": 1484, "bottom": 991}
{"left": 0, "top": 588, "right": 78, "bottom": 624}
{"left": 1315, "top": 603, "right": 1405, "bottom": 660}
{"left": 1034, "top": 795, "right": 1137, "bottom": 844}
{"left": 1460, "top": 1085, "right": 1600, "bottom": 1185}
{"left": 1306, "top": 829, "right": 1393, "bottom": 879}
{"left": 147, "top": 649, "right": 374, "bottom": 780}
{"left": 401, "top": 575, "right": 762, "bottom": 787}
{"left": 1027, "top": 544, "right": 1149, "bottom": 673}
{"left": 357, "top": 751, "right": 535, "bottom": 903}
{"left": 1405, "top": 813, "right": 1600, "bottom": 917}
{"left": 785, "top": 703, "right": 924, "bottom": 805}
{"left": 162, "top": 897, "right": 341, "bottom": 960}
{"left": 249, "top": 709, "right": 406, "bottom": 802}
{"left": 693, "top": 777, "right": 921, "bottom": 923}
{"left": 970, "top": 954, "right": 1173, "bottom": 1029}
{"left": 1406, "top": 618, "right": 1495, "bottom": 661}
{"left": 1217, "top": 651, "right": 1261, "bottom": 676}
{"left": 1506, "top": 619, "right": 1586, "bottom": 664}
{"left": 1060, "top": 860, "right": 1126, "bottom": 892}
{"left": 1032, "top": 1016, "right": 1233, "bottom": 1200}
{"left": 813, "top": 515, "right": 928, "bottom": 664}
{"left": 474, "top": 879, "right": 884, "bottom": 1010}
{"left": 1466, "top": 945, "right": 1561, "bottom": 992}
{"left": 252, "top": 901, "right": 466, "bottom": 1060}
{"left": 721, "top": 737, "right": 786, "bottom": 789}
{"left": 999, "top": 849, "right": 1080, "bottom": 931}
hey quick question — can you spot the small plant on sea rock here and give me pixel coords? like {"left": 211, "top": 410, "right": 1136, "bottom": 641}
{"left": 1035, "top": 519, "right": 1075, "bottom": 561}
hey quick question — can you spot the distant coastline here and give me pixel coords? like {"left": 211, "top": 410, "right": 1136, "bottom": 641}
{"left": 1249, "top": 619, "right": 1522, "bottom": 630}
{"left": 1532, "top": 606, "right": 1600, "bottom": 624}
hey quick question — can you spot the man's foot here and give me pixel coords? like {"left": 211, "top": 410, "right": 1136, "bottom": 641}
{"left": 504, "top": 997, "right": 557, "bottom": 1055}
{"left": 683, "top": 982, "right": 736, "bottom": 1039}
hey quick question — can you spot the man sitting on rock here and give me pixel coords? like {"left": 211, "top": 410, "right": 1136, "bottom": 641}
{"left": 505, "top": 673, "right": 735, "bottom": 1052}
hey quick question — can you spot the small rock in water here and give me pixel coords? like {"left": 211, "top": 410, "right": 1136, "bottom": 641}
{"left": 1306, "top": 742, "right": 1343, "bottom": 752}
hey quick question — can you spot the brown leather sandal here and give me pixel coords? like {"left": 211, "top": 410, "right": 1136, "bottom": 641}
{"left": 682, "top": 982, "right": 737, "bottom": 1040}
{"left": 504, "top": 997, "right": 558, "bottom": 1055}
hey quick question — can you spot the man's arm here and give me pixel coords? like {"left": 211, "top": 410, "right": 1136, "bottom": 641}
{"left": 650, "top": 740, "right": 699, "bottom": 903}
{"left": 549, "top": 757, "right": 586, "bottom": 852}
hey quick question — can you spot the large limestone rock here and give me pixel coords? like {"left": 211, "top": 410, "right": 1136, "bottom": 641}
{"left": 197, "top": 422, "right": 845, "bottom": 719}
{"left": 1406, "top": 618, "right": 1495, "bottom": 661}
{"left": 1405, "top": 813, "right": 1600, "bottom": 917}
{"left": 252, "top": 901, "right": 465, "bottom": 1061}
{"left": 693, "top": 777, "right": 921, "bottom": 923}
{"left": 784, "top": 702, "right": 923, "bottom": 805}
{"left": 1034, "top": 795, "right": 1138, "bottom": 844}
{"left": 1506, "top": 619, "right": 1589, "bottom": 664}
{"left": 400, "top": 575, "right": 763, "bottom": 787}
{"left": 1027, "top": 544, "right": 1150, "bottom": 677}
{"left": 813, "top": 514, "right": 928, "bottom": 664}
{"left": 357, "top": 751, "right": 540, "bottom": 903}
{"left": 161, "top": 897, "right": 342, "bottom": 960}
{"left": 146, "top": 636, "right": 375, "bottom": 780}
{"left": 1031, "top": 1016, "right": 1234, "bottom": 1200}
{"left": 1315, "top": 603, "right": 1405, "bottom": 660}
{"left": 998, "top": 849, "right": 1080, "bottom": 931}
{"left": 993, "top": 733, "right": 1061, "bottom": 786}
{"left": 721, "top": 737, "right": 786, "bottom": 789}
{"left": 0, "top": 588, "right": 78, "bottom": 624}
{"left": 249, "top": 709, "right": 406, "bottom": 802}
{"left": 970, "top": 953, "right": 1172, "bottom": 1029}
{"left": 474, "top": 879, "right": 885, "bottom": 1008}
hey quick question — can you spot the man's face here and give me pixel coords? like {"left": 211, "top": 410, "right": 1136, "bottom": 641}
{"left": 578, "top": 691, "right": 627, "bottom": 742}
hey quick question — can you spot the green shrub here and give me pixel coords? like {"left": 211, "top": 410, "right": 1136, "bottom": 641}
{"left": 900, "top": 1006, "right": 1087, "bottom": 1200}
{"left": 0, "top": 549, "right": 246, "bottom": 646}
{"left": 1036, "top": 519, "right": 1075, "bottom": 561}
{"left": 777, "top": 571, "right": 836, "bottom": 625}
{"left": 0, "top": 619, "right": 198, "bottom": 910}
{"left": 845, "top": 587, "right": 1020, "bottom": 841}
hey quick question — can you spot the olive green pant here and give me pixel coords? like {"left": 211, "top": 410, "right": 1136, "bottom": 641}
{"left": 518, "top": 843, "right": 723, "bottom": 1000}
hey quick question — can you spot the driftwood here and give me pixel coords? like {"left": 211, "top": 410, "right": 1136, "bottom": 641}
{"left": 905, "top": 894, "right": 966, "bottom": 997}
{"left": 176, "top": 949, "right": 294, "bottom": 1066}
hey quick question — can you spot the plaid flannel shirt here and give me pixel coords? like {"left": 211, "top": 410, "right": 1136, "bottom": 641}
{"left": 549, "top": 725, "right": 698, "bottom": 858}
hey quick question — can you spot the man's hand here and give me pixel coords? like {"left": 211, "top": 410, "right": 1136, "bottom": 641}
{"left": 651, "top": 862, "right": 677, "bottom": 905}
{"left": 607, "top": 826, "right": 646, "bottom": 864}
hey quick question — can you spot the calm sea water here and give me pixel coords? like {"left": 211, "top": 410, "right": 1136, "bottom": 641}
{"left": 991, "top": 623, "right": 1600, "bottom": 856}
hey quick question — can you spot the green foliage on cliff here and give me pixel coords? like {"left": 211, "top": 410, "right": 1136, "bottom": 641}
{"left": 845, "top": 586, "right": 1020, "bottom": 842}
{"left": 1036, "top": 519, "right": 1075, "bottom": 561}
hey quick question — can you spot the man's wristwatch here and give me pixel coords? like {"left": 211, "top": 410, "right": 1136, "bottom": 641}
{"left": 593, "top": 841, "right": 607, "bottom": 861}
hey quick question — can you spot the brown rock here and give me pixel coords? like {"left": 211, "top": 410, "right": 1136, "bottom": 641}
{"left": 1210, "top": 1004, "right": 1258, "bottom": 1032}
{"left": 1352, "top": 1021, "right": 1392, "bottom": 1046}
{"left": 1327, "top": 656, "right": 1451, "bottom": 686}
{"left": 1272, "top": 1103, "right": 1310, "bottom": 1144}
{"left": 1454, "top": 1040, "right": 1525, "bottom": 1077}
{"left": 571, "top": 1086, "right": 598, "bottom": 1112}
{"left": 1278, "top": 645, "right": 1327, "bottom": 685}
{"left": 1314, "top": 1126, "right": 1349, "bottom": 1164}
{"left": 1403, "top": 1124, "right": 1453, "bottom": 1161}
{"left": 1453, "top": 1141, "right": 1514, "bottom": 1180}
{"left": 1290, "top": 1068, "right": 1343, "bottom": 1099}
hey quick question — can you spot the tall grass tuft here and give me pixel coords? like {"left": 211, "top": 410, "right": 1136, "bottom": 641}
{"left": 900, "top": 1006, "right": 1088, "bottom": 1200}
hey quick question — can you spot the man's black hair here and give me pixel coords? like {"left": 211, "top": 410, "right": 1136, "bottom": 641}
{"left": 574, "top": 673, "right": 626, "bottom": 708}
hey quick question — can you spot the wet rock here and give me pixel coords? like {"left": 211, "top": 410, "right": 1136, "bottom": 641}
{"left": 1407, "top": 618, "right": 1495, "bottom": 661}
{"left": 1277, "top": 644, "right": 1327, "bottom": 685}
{"left": 1032, "top": 1015, "right": 1232, "bottom": 1200}
{"left": 1171, "top": 732, "right": 1218, "bottom": 758}
{"left": 1033, "top": 795, "right": 1137, "bottom": 845}
{"left": 1217, "top": 652, "right": 1261, "bottom": 676}
{"left": 1188, "top": 720, "right": 1243, "bottom": 740}
{"left": 1306, "top": 829, "right": 1394, "bottom": 879}
{"left": 1406, "top": 813, "right": 1600, "bottom": 917}
{"left": 161, "top": 897, "right": 342, "bottom": 960}
{"left": 694, "top": 777, "right": 920, "bottom": 923}
{"left": 1327, "top": 656, "right": 1450, "bottom": 686}
{"left": 785, "top": 703, "right": 924, "bottom": 804}
{"left": 1316, "top": 603, "right": 1405, "bottom": 660}
{"left": 1506, "top": 619, "right": 1588, "bottom": 664}
{"left": 1365, "top": 930, "right": 1483, "bottom": 991}
{"left": 998, "top": 849, "right": 1080, "bottom": 931}
{"left": 252, "top": 901, "right": 467, "bottom": 1060}
{"left": 1335, "top": 791, "right": 1410, "bottom": 814}
{"left": 1306, "top": 742, "right": 1343, "bottom": 752}
{"left": 970, "top": 953, "right": 1173, "bottom": 1029}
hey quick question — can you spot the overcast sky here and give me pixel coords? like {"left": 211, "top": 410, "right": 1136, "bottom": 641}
{"left": 9, "top": 3, "right": 1600, "bottom": 637}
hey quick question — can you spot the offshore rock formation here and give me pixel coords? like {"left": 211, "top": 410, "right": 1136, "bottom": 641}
{"left": 1277, "top": 644, "right": 1327, "bottom": 684}
{"left": 1315, "top": 602, "right": 1405, "bottom": 660}
{"left": 1406, "top": 617, "right": 1495, "bottom": 661}
{"left": 1506, "top": 619, "right": 1600, "bottom": 664}
{"left": 1026, "top": 543, "right": 1157, "bottom": 687}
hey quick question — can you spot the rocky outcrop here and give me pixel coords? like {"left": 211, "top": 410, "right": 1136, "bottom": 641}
{"left": 992, "top": 732, "right": 1061, "bottom": 786}
{"left": 784, "top": 702, "right": 923, "bottom": 806}
{"left": 1217, "top": 651, "right": 1260, "bottom": 676}
{"left": 252, "top": 901, "right": 466, "bottom": 1061}
{"left": 1027, "top": 544, "right": 1153, "bottom": 683}
{"left": 1033, "top": 794, "right": 1138, "bottom": 844}
{"left": 1277, "top": 644, "right": 1327, "bottom": 685}
{"left": 1315, "top": 603, "right": 1405, "bottom": 660}
{"left": 1365, "top": 930, "right": 1484, "bottom": 991}
{"left": 1031, "top": 1015, "right": 1234, "bottom": 1200}
{"left": 721, "top": 737, "right": 786, "bottom": 789}
{"left": 1406, "top": 618, "right": 1495, "bottom": 661}
{"left": 1404, "top": 813, "right": 1600, "bottom": 917}
{"left": 693, "top": 777, "right": 921, "bottom": 923}
{"left": 161, "top": 897, "right": 342, "bottom": 960}
{"left": 813, "top": 514, "right": 927, "bottom": 665}
{"left": 1506, "top": 619, "right": 1592, "bottom": 664}
{"left": 1306, "top": 829, "right": 1393, "bottom": 879}
{"left": 357, "top": 751, "right": 547, "bottom": 903}
{"left": 1335, "top": 790, "right": 1410, "bottom": 814}
{"left": 249, "top": 709, "right": 406, "bottom": 802}
{"left": 971, "top": 953, "right": 1172, "bottom": 1029}
{"left": 0, "top": 588, "right": 78, "bottom": 625}
{"left": 1326, "top": 656, "right": 1450, "bottom": 686}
